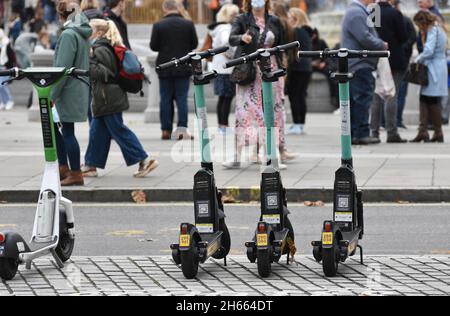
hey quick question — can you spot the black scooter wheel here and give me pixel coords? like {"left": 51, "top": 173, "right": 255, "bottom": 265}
{"left": 212, "top": 219, "right": 231, "bottom": 260}
{"left": 55, "top": 211, "right": 75, "bottom": 262}
{"left": 257, "top": 248, "right": 272, "bottom": 278}
{"left": 322, "top": 242, "right": 339, "bottom": 277}
{"left": 0, "top": 258, "right": 19, "bottom": 281}
{"left": 180, "top": 239, "right": 199, "bottom": 279}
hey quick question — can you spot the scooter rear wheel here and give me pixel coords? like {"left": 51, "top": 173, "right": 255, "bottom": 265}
{"left": 322, "top": 241, "right": 339, "bottom": 277}
{"left": 257, "top": 248, "right": 272, "bottom": 278}
{"left": 212, "top": 219, "right": 231, "bottom": 260}
{"left": 55, "top": 211, "right": 74, "bottom": 262}
{"left": 0, "top": 258, "right": 19, "bottom": 281}
{"left": 180, "top": 238, "right": 199, "bottom": 279}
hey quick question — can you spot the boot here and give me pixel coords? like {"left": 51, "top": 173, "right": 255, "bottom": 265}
{"left": 59, "top": 165, "right": 70, "bottom": 181}
{"left": 429, "top": 104, "right": 444, "bottom": 143}
{"left": 410, "top": 102, "right": 430, "bottom": 143}
{"left": 61, "top": 170, "right": 84, "bottom": 186}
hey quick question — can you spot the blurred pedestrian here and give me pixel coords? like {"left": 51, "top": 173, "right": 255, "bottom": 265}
{"left": 393, "top": 0, "right": 417, "bottom": 129}
{"left": 370, "top": 0, "right": 408, "bottom": 143}
{"left": 81, "top": 0, "right": 105, "bottom": 20}
{"left": 341, "top": 0, "right": 387, "bottom": 145}
{"left": 411, "top": 10, "right": 447, "bottom": 143}
{"left": 82, "top": 19, "right": 159, "bottom": 178}
{"left": 286, "top": 7, "right": 312, "bottom": 135}
{"left": 43, "top": 0, "right": 57, "bottom": 24}
{"left": 52, "top": 0, "right": 92, "bottom": 186}
{"left": 224, "top": 0, "right": 294, "bottom": 169}
{"left": 151, "top": 0, "right": 198, "bottom": 140}
{"left": 29, "top": 6, "right": 47, "bottom": 34}
{"left": 104, "top": 0, "right": 130, "bottom": 49}
{"left": 8, "top": 11, "right": 23, "bottom": 43}
{"left": 0, "top": 29, "right": 16, "bottom": 111}
{"left": 209, "top": 3, "right": 239, "bottom": 132}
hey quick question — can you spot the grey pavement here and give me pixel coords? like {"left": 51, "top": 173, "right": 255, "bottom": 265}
{"left": 1, "top": 109, "right": 450, "bottom": 202}
{"left": 0, "top": 255, "right": 448, "bottom": 296}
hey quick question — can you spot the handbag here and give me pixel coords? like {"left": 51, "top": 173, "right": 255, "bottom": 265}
{"left": 231, "top": 19, "right": 269, "bottom": 86}
{"left": 404, "top": 62, "right": 429, "bottom": 86}
{"left": 375, "top": 57, "right": 396, "bottom": 100}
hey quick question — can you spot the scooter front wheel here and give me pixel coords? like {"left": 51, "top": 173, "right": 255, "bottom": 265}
{"left": 180, "top": 239, "right": 199, "bottom": 279}
{"left": 322, "top": 242, "right": 339, "bottom": 277}
{"left": 55, "top": 211, "right": 74, "bottom": 262}
{"left": 257, "top": 248, "right": 272, "bottom": 278}
{"left": 0, "top": 258, "right": 19, "bottom": 281}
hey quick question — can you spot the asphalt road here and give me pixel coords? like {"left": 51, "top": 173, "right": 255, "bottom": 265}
{"left": 0, "top": 203, "right": 448, "bottom": 256}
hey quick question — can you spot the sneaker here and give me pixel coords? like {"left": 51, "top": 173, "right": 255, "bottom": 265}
{"left": 5, "top": 101, "right": 14, "bottom": 110}
{"left": 0, "top": 103, "right": 4, "bottom": 111}
{"left": 355, "top": 137, "right": 381, "bottom": 145}
{"left": 173, "top": 127, "right": 194, "bottom": 140}
{"left": 280, "top": 150, "right": 296, "bottom": 163}
{"left": 398, "top": 123, "right": 408, "bottom": 129}
{"left": 81, "top": 165, "right": 98, "bottom": 177}
{"left": 287, "top": 125, "right": 303, "bottom": 135}
{"left": 134, "top": 159, "right": 159, "bottom": 178}
{"left": 387, "top": 133, "right": 407, "bottom": 143}
{"left": 333, "top": 108, "right": 340, "bottom": 116}
{"left": 222, "top": 161, "right": 241, "bottom": 169}
{"left": 278, "top": 163, "right": 287, "bottom": 170}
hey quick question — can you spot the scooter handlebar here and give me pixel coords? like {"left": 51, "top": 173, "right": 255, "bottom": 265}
{"left": 157, "top": 46, "right": 230, "bottom": 71}
{"left": 267, "top": 41, "right": 300, "bottom": 54}
{"left": 0, "top": 68, "right": 18, "bottom": 77}
{"left": 298, "top": 49, "right": 390, "bottom": 59}
{"left": 69, "top": 68, "right": 89, "bottom": 77}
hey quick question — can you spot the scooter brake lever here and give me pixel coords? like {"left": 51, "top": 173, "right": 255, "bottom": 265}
{"left": 76, "top": 76, "right": 90, "bottom": 87}
{"left": 1, "top": 77, "right": 20, "bottom": 86}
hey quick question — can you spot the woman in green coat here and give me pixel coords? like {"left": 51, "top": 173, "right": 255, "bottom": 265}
{"left": 52, "top": 1, "right": 92, "bottom": 186}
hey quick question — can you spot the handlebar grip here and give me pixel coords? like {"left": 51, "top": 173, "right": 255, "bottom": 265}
{"left": 209, "top": 46, "right": 229, "bottom": 55}
{"left": 156, "top": 60, "right": 177, "bottom": 71}
{"left": 298, "top": 51, "right": 323, "bottom": 58}
{"left": 72, "top": 69, "right": 89, "bottom": 77}
{"left": 277, "top": 41, "right": 300, "bottom": 51}
{"left": 354, "top": 50, "right": 390, "bottom": 58}
{"left": 224, "top": 56, "right": 247, "bottom": 68}
{"left": 0, "top": 69, "right": 16, "bottom": 77}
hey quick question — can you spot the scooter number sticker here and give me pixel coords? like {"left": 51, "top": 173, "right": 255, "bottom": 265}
{"left": 196, "top": 223, "right": 214, "bottom": 233}
{"left": 335, "top": 212, "right": 353, "bottom": 222}
{"left": 262, "top": 214, "right": 281, "bottom": 224}
{"left": 257, "top": 234, "right": 268, "bottom": 247}
{"left": 322, "top": 232, "right": 333, "bottom": 245}
{"left": 179, "top": 235, "right": 190, "bottom": 247}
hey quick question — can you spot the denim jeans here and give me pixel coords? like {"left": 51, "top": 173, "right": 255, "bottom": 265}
{"left": 371, "top": 70, "right": 405, "bottom": 137}
{"left": 44, "top": 4, "right": 57, "bottom": 23}
{"left": 350, "top": 68, "right": 376, "bottom": 139}
{"left": 441, "top": 90, "right": 450, "bottom": 124}
{"left": 159, "top": 77, "right": 190, "bottom": 132}
{"left": 55, "top": 123, "right": 81, "bottom": 171}
{"left": 0, "top": 76, "right": 13, "bottom": 104}
{"left": 397, "top": 79, "right": 408, "bottom": 126}
{"left": 84, "top": 112, "right": 148, "bottom": 169}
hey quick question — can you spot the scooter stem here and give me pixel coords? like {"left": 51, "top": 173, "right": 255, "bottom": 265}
{"left": 262, "top": 81, "right": 276, "bottom": 165}
{"left": 194, "top": 84, "right": 212, "bottom": 165}
{"left": 339, "top": 81, "right": 353, "bottom": 166}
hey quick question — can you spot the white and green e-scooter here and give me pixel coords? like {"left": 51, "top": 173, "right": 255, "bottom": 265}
{"left": 0, "top": 67, "right": 89, "bottom": 280}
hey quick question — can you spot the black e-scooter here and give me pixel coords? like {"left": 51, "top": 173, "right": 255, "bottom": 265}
{"left": 225, "top": 41, "right": 300, "bottom": 277}
{"left": 159, "top": 47, "right": 231, "bottom": 279}
{"left": 298, "top": 48, "right": 390, "bottom": 277}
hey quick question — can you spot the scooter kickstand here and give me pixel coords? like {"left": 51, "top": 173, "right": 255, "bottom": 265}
{"left": 51, "top": 249, "right": 64, "bottom": 269}
{"left": 357, "top": 245, "right": 363, "bottom": 264}
{"left": 286, "top": 252, "right": 290, "bottom": 265}
{"left": 224, "top": 256, "right": 227, "bottom": 267}
{"left": 25, "top": 260, "right": 32, "bottom": 270}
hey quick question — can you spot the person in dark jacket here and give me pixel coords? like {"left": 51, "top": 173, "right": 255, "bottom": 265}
{"left": 104, "top": 0, "right": 130, "bottom": 49}
{"left": 394, "top": 0, "right": 417, "bottom": 128}
{"left": 151, "top": 0, "right": 198, "bottom": 140}
{"left": 370, "top": 0, "right": 408, "bottom": 143}
{"left": 286, "top": 7, "right": 312, "bottom": 135}
{"left": 82, "top": 19, "right": 159, "bottom": 178}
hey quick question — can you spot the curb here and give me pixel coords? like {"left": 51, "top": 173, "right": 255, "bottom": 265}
{"left": 1, "top": 187, "right": 450, "bottom": 203}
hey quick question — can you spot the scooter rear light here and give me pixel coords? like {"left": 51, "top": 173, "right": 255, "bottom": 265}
{"left": 0, "top": 233, "right": 5, "bottom": 244}
{"left": 324, "top": 221, "right": 332, "bottom": 232}
{"left": 181, "top": 224, "right": 188, "bottom": 235}
{"left": 258, "top": 223, "right": 266, "bottom": 234}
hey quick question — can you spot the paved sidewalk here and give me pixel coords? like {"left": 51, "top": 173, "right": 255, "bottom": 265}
{"left": 0, "top": 255, "right": 448, "bottom": 296}
{"left": 1, "top": 109, "right": 450, "bottom": 202}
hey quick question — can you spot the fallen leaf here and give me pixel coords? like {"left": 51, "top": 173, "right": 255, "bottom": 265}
{"left": 131, "top": 190, "right": 147, "bottom": 204}
{"left": 396, "top": 200, "right": 410, "bottom": 204}
{"left": 0, "top": 201, "right": 7, "bottom": 204}
{"left": 286, "top": 238, "right": 297, "bottom": 264}
{"left": 304, "top": 200, "right": 324, "bottom": 207}
{"left": 222, "top": 194, "right": 236, "bottom": 204}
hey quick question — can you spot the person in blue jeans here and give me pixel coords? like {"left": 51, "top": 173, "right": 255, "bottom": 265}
{"left": 82, "top": 19, "right": 159, "bottom": 178}
{"left": 151, "top": 0, "right": 198, "bottom": 140}
{"left": 341, "top": 0, "right": 388, "bottom": 145}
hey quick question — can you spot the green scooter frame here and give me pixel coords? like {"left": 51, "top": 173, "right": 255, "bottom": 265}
{"left": 225, "top": 41, "right": 300, "bottom": 278}
{"left": 299, "top": 49, "right": 390, "bottom": 277}
{"left": 0, "top": 67, "right": 89, "bottom": 280}
{"left": 160, "top": 47, "right": 232, "bottom": 279}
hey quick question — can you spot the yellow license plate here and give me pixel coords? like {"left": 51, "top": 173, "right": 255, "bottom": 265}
{"left": 322, "top": 232, "right": 333, "bottom": 245}
{"left": 179, "top": 235, "right": 190, "bottom": 247}
{"left": 257, "top": 234, "right": 268, "bottom": 247}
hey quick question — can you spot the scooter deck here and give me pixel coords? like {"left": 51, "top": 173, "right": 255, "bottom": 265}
{"left": 28, "top": 240, "right": 56, "bottom": 252}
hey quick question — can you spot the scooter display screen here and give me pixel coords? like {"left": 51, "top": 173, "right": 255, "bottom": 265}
{"left": 39, "top": 98, "right": 53, "bottom": 148}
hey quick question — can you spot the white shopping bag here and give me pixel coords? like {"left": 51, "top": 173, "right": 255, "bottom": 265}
{"left": 375, "top": 58, "right": 396, "bottom": 100}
